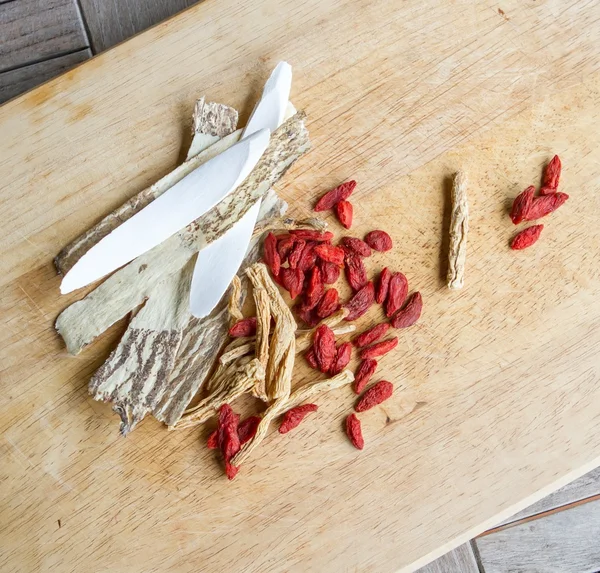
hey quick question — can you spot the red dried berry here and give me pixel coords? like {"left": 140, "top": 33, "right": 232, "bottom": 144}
{"left": 305, "top": 348, "right": 319, "bottom": 369}
{"left": 524, "top": 192, "right": 569, "bottom": 220}
{"left": 263, "top": 232, "right": 281, "bottom": 276}
{"left": 295, "top": 301, "right": 320, "bottom": 327}
{"left": 288, "top": 239, "right": 306, "bottom": 269}
{"left": 364, "top": 230, "right": 392, "bottom": 252}
{"left": 390, "top": 292, "right": 422, "bottom": 328}
{"left": 216, "top": 404, "right": 241, "bottom": 480}
{"left": 341, "top": 236, "right": 372, "bottom": 257}
{"left": 279, "top": 404, "right": 318, "bottom": 434}
{"left": 207, "top": 430, "right": 218, "bottom": 449}
{"left": 316, "top": 288, "right": 340, "bottom": 318}
{"left": 277, "top": 237, "right": 295, "bottom": 264}
{"left": 314, "top": 244, "right": 345, "bottom": 265}
{"left": 336, "top": 200, "right": 353, "bottom": 229}
{"left": 354, "top": 359, "right": 377, "bottom": 394}
{"left": 344, "top": 281, "right": 375, "bottom": 321}
{"left": 298, "top": 242, "right": 318, "bottom": 272}
{"left": 290, "top": 230, "right": 334, "bottom": 242}
{"left": 510, "top": 186, "right": 535, "bottom": 225}
{"left": 208, "top": 415, "right": 261, "bottom": 449}
{"left": 360, "top": 337, "right": 398, "bottom": 359}
{"left": 320, "top": 260, "right": 341, "bottom": 284}
{"left": 229, "top": 317, "right": 257, "bottom": 338}
{"left": 355, "top": 381, "right": 394, "bottom": 412}
{"left": 385, "top": 272, "right": 408, "bottom": 318}
{"left": 344, "top": 252, "right": 368, "bottom": 292}
{"left": 375, "top": 267, "right": 392, "bottom": 304}
{"left": 542, "top": 154, "right": 561, "bottom": 191}
{"left": 346, "top": 414, "right": 364, "bottom": 450}
{"left": 330, "top": 342, "right": 352, "bottom": 375}
{"left": 314, "top": 180, "right": 357, "bottom": 212}
{"left": 313, "top": 325, "right": 337, "bottom": 372}
{"left": 354, "top": 323, "right": 390, "bottom": 348}
{"left": 305, "top": 266, "right": 325, "bottom": 310}
{"left": 280, "top": 267, "right": 305, "bottom": 299}
{"left": 510, "top": 225, "right": 544, "bottom": 250}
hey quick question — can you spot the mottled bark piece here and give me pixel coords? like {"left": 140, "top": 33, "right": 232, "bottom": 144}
{"left": 187, "top": 98, "right": 239, "bottom": 160}
{"left": 447, "top": 170, "right": 468, "bottom": 290}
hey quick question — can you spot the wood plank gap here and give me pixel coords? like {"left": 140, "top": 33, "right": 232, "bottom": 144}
{"left": 478, "top": 493, "right": 600, "bottom": 538}
{"left": 73, "top": 0, "right": 94, "bottom": 54}
{"left": 0, "top": 47, "right": 89, "bottom": 75}
{"left": 470, "top": 539, "right": 487, "bottom": 573}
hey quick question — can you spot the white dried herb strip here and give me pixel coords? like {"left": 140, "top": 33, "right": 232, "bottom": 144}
{"left": 56, "top": 112, "right": 309, "bottom": 355}
{"left": 231, "top": 369, "right": 355, "bottom": 467}
{"left": 447, "top": 170, "right": 468, "bottom": 290}
{"left": 246, "top": 263, "right": 296, "bottom": 401}
{"left": 55, "top": 100, "right": 240, "bottom": 275}
{"left": 227, "top": 275, "right": 245, "bottom": 326}
{"left": 173, "top": 358, "right": 265, "bottom": 429}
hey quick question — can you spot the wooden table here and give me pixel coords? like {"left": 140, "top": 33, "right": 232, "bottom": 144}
{"left": 2, "top": 1, "right": 600, "bottom": 572}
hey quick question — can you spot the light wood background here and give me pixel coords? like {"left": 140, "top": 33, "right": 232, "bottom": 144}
{"left": 2, "top": 1, "right": 600, "bottom": 572}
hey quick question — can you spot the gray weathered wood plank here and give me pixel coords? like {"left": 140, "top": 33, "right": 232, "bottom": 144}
{"left": 0, "top": 48, "right": 91, "bottom": 104}
{"left": 0, "top": 0, "right": 88, "bottom": 72}
{"left": 476, "top": 499, "right": 600, "bottom": 573}
{"left": 78, "top": 0, "right": 199, "bottom": 53}
{"left": 416, "top": 543, "right": 480, "bottom": 573}
{"left": 497, "top": 466, "right": 600, "bottom": 526}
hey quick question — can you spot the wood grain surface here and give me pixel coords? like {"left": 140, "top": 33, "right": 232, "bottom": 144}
{"left": 0, "top": 0, "right": 88, "bottom": 71}
{"left": 476, "top": 500, "right": 600, "bottom": 573}
{"left": 2, "top": 0, "right": 600, "bottom": 572}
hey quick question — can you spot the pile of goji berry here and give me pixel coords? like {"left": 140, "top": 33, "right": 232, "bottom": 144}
{"left": 264, "top": 180, "right": 423, "bottom": 450}
{"left": 509, "top": 155, "right": 567, "bottom": 249}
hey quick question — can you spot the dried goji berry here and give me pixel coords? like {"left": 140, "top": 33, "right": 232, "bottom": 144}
{"left": 330, "top": 342, "right": 352, "bottom": 375}
{"left": 360, "top": 337, "right": 398, "bottom": 359}
{"left": 354, "top": 323, "right": 390, "bottom": 348}
{"left": 524, "top": 192, "right": 568, "bottom": 220}
{"left": 316, "top": 288, "right": 340, "bottom": 318}
{"left": 314, "top": 244, "right": 345, "bottom": 265}
{"left": 336, "top": 200, "right": 353, "bottom": 229}
{"left": 541, "top": 154, "right": 561, "bottom": 192}
{"left": 510, "top": 186, "right": 535, "bottom": 225}
{"left": 344, "top": 281, "right": 375, "bottom": 321}
{"left": 295, "top": 301, "right": 320, "bottom": 327}
{"left": 364, "top": 230, "right": 392, "bottom": 252}
{"left": 354, "top": 358, "right": 377, "bottom": 394}
{"left": 290, "top": 230, "right": 334, "bottom": 242}
{"left": 263, "top": 232, "right": 281, "bottom": 276}
{"left": 313, "top": 324, "right": 337, "bottom": 372}
{"left": 216, "top": 404, "right": 241, "bottom": 480}
{"left": 305, "top": 348, "right": 319, "bottom": 369}
{"left": 298, "top": 242, "right": 318, "bottom": 272}
{"left": 346, "top": 413, "right": 364, "bottom": 450}
{"left": 314, "top": 180, "right": 357, "bottom": 212}
{"left": 280, "top": 267, "right": 305, "bottom": 299}
{"left": 375, "top": 267, "right": 392, "bottom": 304}
{"left": 279, "top": 404, "right": 319, "bottom": 434}
{"left": 390, "top": 292, "right": 422, "bottom": 328}
{"left": 385, "top": 272, "right": 408, "bottom": 318}
{"left": 306, "top": 266, "right": 325, "bottom": 310}
{"left": 510, "top": 225, "right": 543, "bottom": 250}
{"left": 320, "top": 260, "right": 341, "bottom": 284}
{"left": 229, "top": 317, "right": 257, "bottom": 338}
{"left": 207, "top": 415, "right": 260, "bottom": 449}
{"left": 344, "top": 252, "right": 368, "bottom": 291}
{"left": 207, "top": 430, "right": 218, "bottom": 449}
{"left": 341, "top": 236, "right": 372, "bottom": 257}
{"left": 277, "top": 237, "right": 295, "bottom": 264}
{"left": 355, "top": 380, "right": 394, "bottom": 412}
{"left": 288, "top": 239, "right": 306, "bottom": 269}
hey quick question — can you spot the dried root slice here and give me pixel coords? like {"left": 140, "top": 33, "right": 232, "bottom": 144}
{"left": 256, "top": 216, "right": 328, "bottom": 236}
{"left": 252, "top": 287, "right": 271, "bottom": 400}
{"left": 174, "top": 358, "right": 264, "bottom": 429}
{"left": 295, "top": 308, "right": 350, "bottom": 353}
{"left": 447, "top": 170, "right": 468, "bottom": 290}
{"left": 231, "top": 369, "right": 354, "bottom": 467}
{"left": 227, "top": 275, "right": 245, "bottom": 326}
{"left": 219, "top": 343, "right": 255, "bottom": 365}
{"left": 246, "top": 263, "right": 296, "bottom": 401}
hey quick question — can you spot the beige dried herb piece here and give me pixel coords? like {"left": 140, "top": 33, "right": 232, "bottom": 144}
{"left": 174, "top": 358, "right": 265, "bottom": 429}
{"left": 219, "top": 343, "right": 254, "bottom": 365}
{"left": 246, "top": 263, "right": 296, "bottom": 401}
{"left": 227, "top": 275, "right": 245, "bottom": 326}
{"left": 295, "top": 308, "right": 350, "bottom": 353}
{"left": 251, "top": 287, "right": 271, "bottom": 401}
{"left": 447, "top": 170, "right": 468, "bottom": 290}
{"left": 231, "top": 369, "right": 354, "bottom": 467}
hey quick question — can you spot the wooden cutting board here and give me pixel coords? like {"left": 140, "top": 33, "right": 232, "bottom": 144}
{"left": 2, "top": 1, "right": 600, "bottom": 571}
